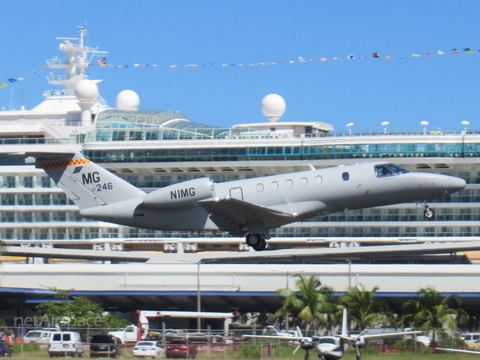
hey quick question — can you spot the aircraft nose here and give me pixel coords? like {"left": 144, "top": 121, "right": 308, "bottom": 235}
{"left": 447, "top": 176, "right": 467, "bottom": 194}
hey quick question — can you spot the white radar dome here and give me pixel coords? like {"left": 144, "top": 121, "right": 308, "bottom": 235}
{"left": 116, "top": 90, "right": 140, "bottom": 110}
{"left": 74, "top": 79, "right": 99, "bottom": 102}
{"left": 261, "top": 94, "right": 286, "bottom": 122}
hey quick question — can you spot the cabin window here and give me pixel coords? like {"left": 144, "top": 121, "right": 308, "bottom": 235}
{"left": 300, "top": 177, "right": 308, "bottom": 186}
{"left": 256, "top": 183, "right": 264, "bottom": 192}
{"left": 342, "top": 172, "right": 350, "bottom": 181}
{"left": 271, "top": 181, "right": 279, "bottom": 190}
{"left": 286, "top": 179, "right": 293, "bottom": 188}
{"left": 315, "top": 175, "right": 323, "bottom": 184}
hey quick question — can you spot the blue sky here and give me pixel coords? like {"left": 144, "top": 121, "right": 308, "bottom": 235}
{"left": 1, "top": 0, "right": 480, "bottom": 131}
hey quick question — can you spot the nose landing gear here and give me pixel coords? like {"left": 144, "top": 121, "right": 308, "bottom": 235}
{"left": 246, "top": 233, "right": 267, "bottom": 251}
{"left": 421, "top": 201, "right": 435, "bottom": 220}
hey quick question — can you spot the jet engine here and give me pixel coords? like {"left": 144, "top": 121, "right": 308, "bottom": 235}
{"left": 143, "top": 177, "right": 215, "bottom": 209}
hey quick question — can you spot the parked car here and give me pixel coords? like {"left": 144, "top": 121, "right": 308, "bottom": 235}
{"left": 133, "top": 340, "right": 165, "bottom": 358}
{"left": 166, "top": 338, "right": 196, "bottom": 359}
{"left": 90, "top": 334, "right": 122, "bottom": 358}
{"left": 0, "top": 340, "right": 13, "bottom": 357}
{"left": 49, "top": 331, "right": 84, "bottom": 357}
{"left": 23, "top": 328, "right": 57, "bottom": 347}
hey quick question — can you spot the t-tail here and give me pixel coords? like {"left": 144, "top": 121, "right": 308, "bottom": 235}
{"left": 26, "top": 152, "right": 145, "bottom": 209}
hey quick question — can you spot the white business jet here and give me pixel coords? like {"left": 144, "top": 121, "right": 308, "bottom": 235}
{"left": 25, "top": 151, "right": 466, "bottom": 251}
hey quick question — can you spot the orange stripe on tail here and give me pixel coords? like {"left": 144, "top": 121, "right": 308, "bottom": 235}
{"left": 39, "top": 158, "right": 92, "bottom": 169}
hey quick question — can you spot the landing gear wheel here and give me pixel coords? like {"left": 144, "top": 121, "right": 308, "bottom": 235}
{"left": 246, "top": 233, "right": 266, "bottom": 251}
{"left": 246, "top": 233, "right": 261, "bottom": 247}
{"left": 257, "top": 237, "right": 267, "bottom": 251}
{"left": 424, "top": 208, "right": 435, "bottom": 220}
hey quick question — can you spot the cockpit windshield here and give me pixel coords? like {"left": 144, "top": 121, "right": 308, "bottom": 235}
{"left": 318, "top": 337, "right": 338, "bottom": 345}
{"left": 374, "top": 163, "right": 410, "bottom": 177}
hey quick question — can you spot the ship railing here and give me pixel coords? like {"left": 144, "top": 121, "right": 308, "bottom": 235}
{"left": 43, "top": 89, "right": 109, "bottom": 107}
{"left": 86, "top": 126, "right": 480, "bottom": 143}
{"left": 0, "top": 137, "right": 77, "bottom": 145}
{"left": 47, "top": 74, "right": 67, "bottom": 83}
{"left": 44, "top": 89, "right": 73, "bottom": 97}
{"left": 46, "top": 58, "right": 68, "bottom": 67}
{"left": 328, "top": 129, "right": 474, "bottom": 137}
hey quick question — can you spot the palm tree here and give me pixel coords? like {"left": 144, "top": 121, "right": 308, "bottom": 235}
{"left": 271, "top": 273, "right": 338, "bottom": 330}
{"left": 402, "top": 287, "right": 468, "bottom": 346}
{"left": 340, "top": 284, "right": 393, "bottom": 330}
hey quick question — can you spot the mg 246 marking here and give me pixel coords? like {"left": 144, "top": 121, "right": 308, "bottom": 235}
{"left": 81, "top": 172, "right": 113, "bottom": 192}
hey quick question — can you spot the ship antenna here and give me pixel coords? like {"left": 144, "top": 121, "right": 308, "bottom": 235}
{"left": 8, "top": 84, "right": 14, "bottom": 111}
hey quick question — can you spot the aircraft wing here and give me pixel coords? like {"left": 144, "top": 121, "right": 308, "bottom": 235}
{"left": 243, "top": 335, "right": 312, "bottom": 341}
{"left": 199, "top": 197, "right": 295, "bottom": 235}
{"left": 437, "top": 347, "right": 480, "bottom": 355}
{"left": 359, "top": 331, "right": 423, "bottom": 340}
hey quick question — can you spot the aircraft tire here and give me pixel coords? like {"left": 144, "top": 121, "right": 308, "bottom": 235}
{"left": 424, "top": 208, "right": 435, "bottom": 220}
{"left": 246, "top": 233, "right": 266, "bottom": 251}
{"left": 256, "top": 237, "right": 267, "bottom": 251}
{"left": 246, "top": 233, "right": 260, "bottom": 247}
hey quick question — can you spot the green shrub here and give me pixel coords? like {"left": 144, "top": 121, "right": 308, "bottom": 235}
{"left": 13, "top": 342, "right": 41, "bottom": 352}
{"left": 237, "top": 345, "right": 260, "bottom": 359}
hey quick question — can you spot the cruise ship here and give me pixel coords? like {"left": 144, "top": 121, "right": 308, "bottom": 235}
{"left": 1, "top": 27, "right": 479, "bottom": 257}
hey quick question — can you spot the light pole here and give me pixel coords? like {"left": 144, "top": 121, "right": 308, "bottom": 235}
{"left": 347, "top": 123, "right": 354, "bottom": 134}
{"left": 461, "top": 121, "right": 470, "bottom": 157}
{"left": 270, "top": 269, "right": 296, "bottom": 330}
{"left": 381, "top": 121, "right": 389, "bottom": 134}
{"left": 197, "top": 260, "right": 202, "bottom": 333}
{"left": 421, "top": 121, "right": 429, "bottom": 135}
{"left": 346, "top": 259, "right": 352, "bottom": 289}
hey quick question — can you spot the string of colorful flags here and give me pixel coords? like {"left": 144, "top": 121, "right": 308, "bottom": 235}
{"left": 1, "top": 48, "right": 478, "bottom": 88}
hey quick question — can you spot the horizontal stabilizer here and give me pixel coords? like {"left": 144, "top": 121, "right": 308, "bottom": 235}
{"left": 24, "top": 151, "right": 78, "bottom": 161}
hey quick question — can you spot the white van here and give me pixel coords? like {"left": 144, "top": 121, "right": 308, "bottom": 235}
{"left": 23, "top": 328, "right": 57, "bottom": 347}
{"left": 48, "top": 331, "right": 83, "bottom": 357}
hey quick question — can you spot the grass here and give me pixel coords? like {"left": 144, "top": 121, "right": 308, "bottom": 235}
{"left": 9, "top": 344, "right": 476, "bottom": 360}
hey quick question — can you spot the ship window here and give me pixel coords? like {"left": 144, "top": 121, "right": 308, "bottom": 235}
{"left": 300, "top": 177, "right": 308, "bottom": 186}
{"left": 271, "top": 181, "right": 279, "bottom": 190}
{"left": 256, "top": 183, "right": 264, "bottom": 192}
{"left": 41, "top": 176, "right": 51, "bottom": 188}
{"left": 286, "top": 179, "right": 293, "bottom": 188}
{"left": 342, "top": 172, "right": 350, "bottom": 181}
{"left": 315, "top": 175, "right": 323, "bottom": 184}
{"left": 24, "top": 176, "right": 33, "bottom": 188}
{"left": 6, "top": 176, "right": 15, "bottom": 188}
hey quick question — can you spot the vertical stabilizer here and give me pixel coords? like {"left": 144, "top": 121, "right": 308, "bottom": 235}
{"left": 341, "top": 308, "right": 349, "bottom": 353}
{"left": 27, "top": 152, "right": 145, "bottom": 209}
{"left": 341, "top": 308, "right": 348, "bottom": 337}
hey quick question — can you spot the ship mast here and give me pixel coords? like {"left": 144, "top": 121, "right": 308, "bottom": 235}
{"left": 46, "top": 27, "right": 107, "bottom": 92}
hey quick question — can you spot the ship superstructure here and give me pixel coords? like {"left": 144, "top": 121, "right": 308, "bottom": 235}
{"left": 0, "top": 28, "right": 479, "bottom": 257}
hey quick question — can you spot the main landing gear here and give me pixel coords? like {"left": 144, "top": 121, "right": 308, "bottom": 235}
{"left": 246, "top": 233, "right": 267, "bottom": 251}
